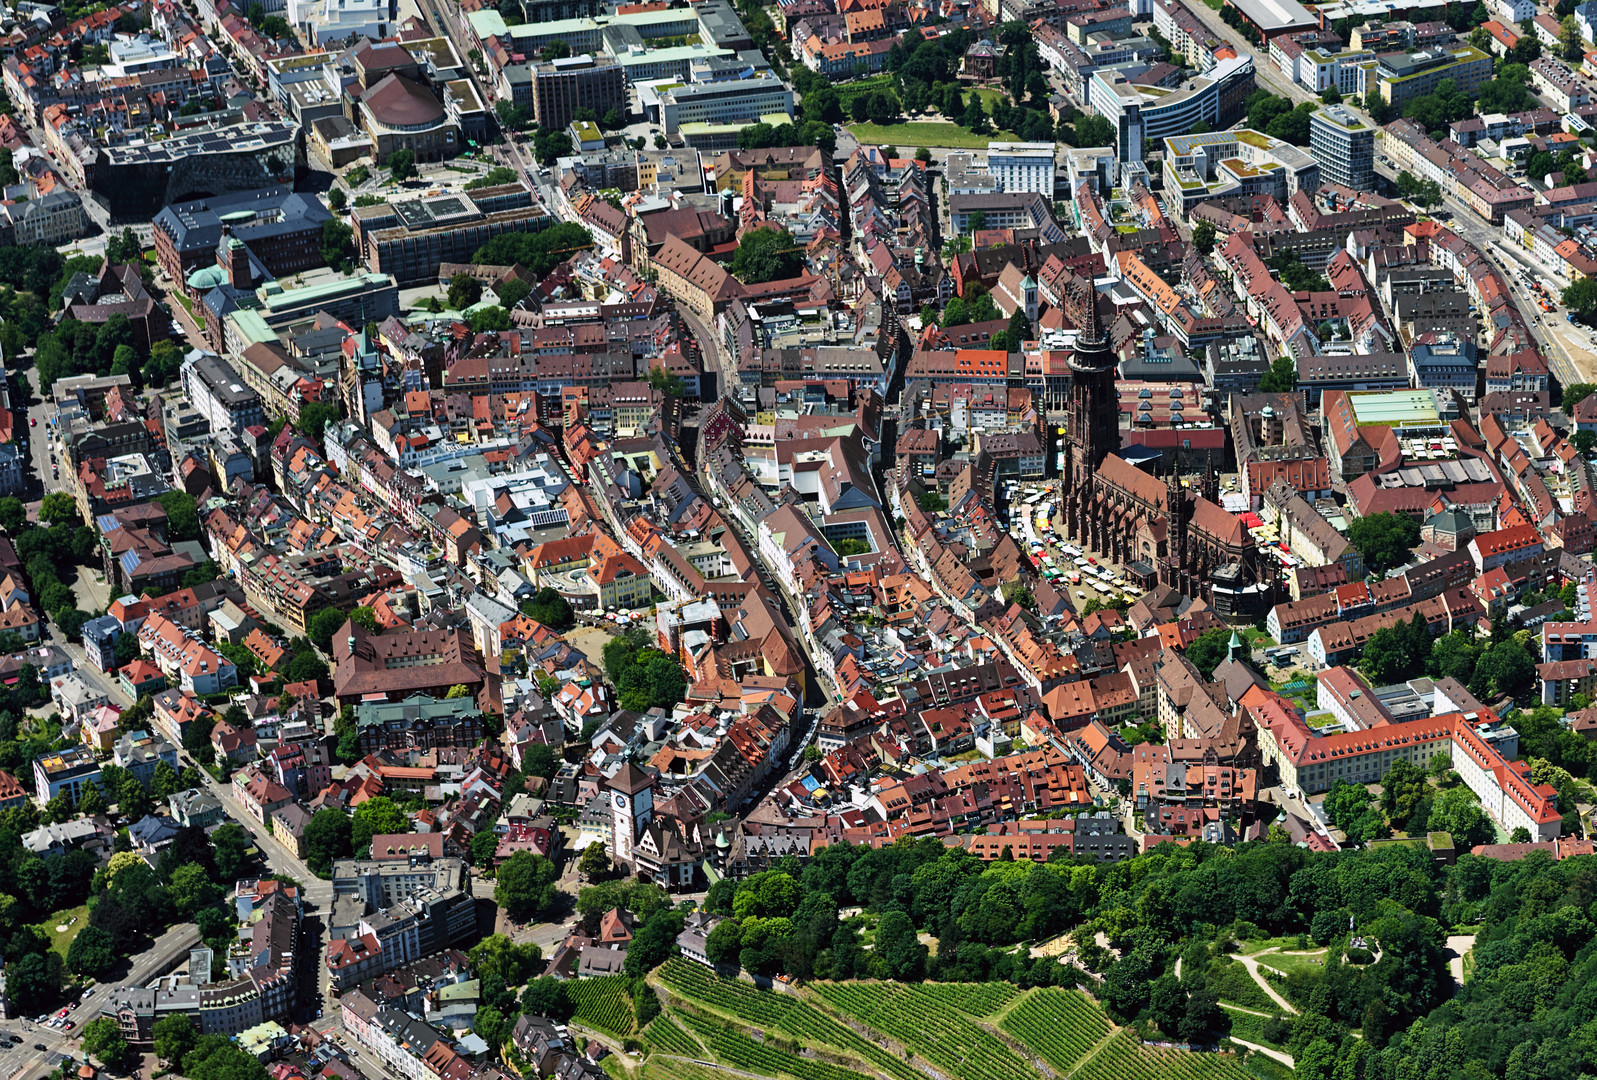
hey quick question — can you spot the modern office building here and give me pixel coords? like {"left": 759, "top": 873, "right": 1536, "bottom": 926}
{"left": 1375, "top": 45, "right": 1491, "bottom": 109}
{"left": 91, "top": 121, "right": 303, "bottom": 221}
{"left": 33, "top": 746, "right": 102, "bottom": 805}
{"left": 1309, "top": 104, "right": 1375, "bottom": 190}
{"left": 351, "top": 185, "right": 551, "bottom": 285}
{"left": 986, "top": 142, "right": 1056, "bottom": 197}
{"left": 657, "top": 75, "right": 793, "bottom": 135}
{"left": 530, "top": 54, "right": 626, "bottom": 130}
{"left": 1161, "top": 129, "right": 1319, "bottom": 218}
{"left": 1088, "top": 53, "right": 1255, "bottom": 162}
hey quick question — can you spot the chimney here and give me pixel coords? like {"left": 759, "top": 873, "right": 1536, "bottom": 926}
{"left": 226, "top": 238, "right": 250, "bottom": 290}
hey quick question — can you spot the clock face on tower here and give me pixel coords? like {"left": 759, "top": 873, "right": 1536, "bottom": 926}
{"left": 615, "top": 793, "right": 627, "bottom": 807}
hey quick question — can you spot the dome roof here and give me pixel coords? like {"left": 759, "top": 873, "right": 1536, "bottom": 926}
{"left": 364, "top": 72, "right": 445, "bottom": 129}
{"left": 187, "top": 264, "right": 227, "bottom": 290}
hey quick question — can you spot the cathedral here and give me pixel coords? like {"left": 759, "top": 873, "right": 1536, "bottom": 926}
{"left": 1060, "top": 280, "right": 1278, "bottom": 619}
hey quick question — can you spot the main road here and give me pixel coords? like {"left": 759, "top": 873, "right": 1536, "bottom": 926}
{"left": 2, "top": 924, "right": 199, "bottom": 1080}
{"left": 1371, "top": 159, "right": 1597, "bottom": 388}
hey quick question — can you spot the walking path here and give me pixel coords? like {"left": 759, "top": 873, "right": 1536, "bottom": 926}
{"left": 1229, "top": 949, "right": 1299, "bottom": 1016}
{"left": 1230, "top": 1038, "right": 1296, "bottom": 1069}
{"left": 1444, "top": 934, "right": 1475, "bottom": 986}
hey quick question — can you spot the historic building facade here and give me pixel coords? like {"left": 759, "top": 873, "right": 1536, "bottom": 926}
{"left": 1060, "top": 278, "right": 1277, "bottom": 617}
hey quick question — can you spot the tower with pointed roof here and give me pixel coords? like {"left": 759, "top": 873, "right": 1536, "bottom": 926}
{"left": 606, "top": 763, "right": 655, "bottom": 864}
{"left": 1063, "top": 276, "right": 1119, "bottom": 549}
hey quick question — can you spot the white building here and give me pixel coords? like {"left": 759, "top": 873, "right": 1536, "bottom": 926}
{"left": 180, "top": 351, "right": 265, "bottom": 437}
{"left": 986, "top": 142, "right": 1056, "bottom": 198}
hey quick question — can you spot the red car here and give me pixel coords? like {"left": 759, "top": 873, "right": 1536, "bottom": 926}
{"left": 63, "top": 1022, "right": 73, "bottom": 1031}
{"left": 57, "top": 1009, "right": 68, "bottom": 1018}
{"left": 28, "top": 417, "right": 35, "bottom": 427}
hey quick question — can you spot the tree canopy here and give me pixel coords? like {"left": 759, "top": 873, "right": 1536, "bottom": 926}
{"left": 1347, "top": 512, "right": 1421, "bottom": 575}
{"left": 729, "top": 227, "right": 803, "bottom": 285}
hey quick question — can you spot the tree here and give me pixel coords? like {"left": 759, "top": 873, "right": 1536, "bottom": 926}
{"left": 169, "top": 861, "right": 223, "bottom": 918}
{"left": 1320, "top": 86, "right": 1343, "bottom": 104}
{"left": 328, "top": 186, "right": 347, "bottom": 211}
{"left": 0, "top": 496, "right": 23, "bottom": 533}
{"left": 448, "top": 272, "right": 483, "bottom": 310}
{"left": 1191, "top": 219, "right": 1217, "bottom": 255}
{"left": 295, "top": 400, "right": 341, "bottom": 443}
{"left": 152, "top": 1015, "right": 198, "bottom": 1066}
{"left": 1428, "top": 784, "right": 1493, "bottom": 847}
{"left": 182, "top": 1034, "right": 271, "bottom": 1080}
{"left": 1324, "top": 779, "right": 1389, "bottom": 844}
{"left": 572, "top": 841, "right": 610, "bottom": 881}
{"left": 82, "top": 1017, "right": 132, "bottom": 1070}
{"left": 470, "top": 828, "right": 501, "bottom": 872}
{"left": 302, "top": 807, "right": 352, "bottom": 874}
{"left": 1183, "top": 628, "right": 1233, "bottom": 680}
{"left": 1348, "top": 512, "right": 1421, "bottom": 574}
{"left": 155, "top": 490, "right": 201, "bottom": 541}
{"left": 1267, "top": 251, "right": 1329, "bottom": 292}
{"left": 387, "top": 148, "right": 417, "bottom": 182}
{"left": 729, "top": 226, "right": 801, "bottom": 285}
{"left": 469, "top": 306, "right": 512, "bottom": 332}
{"left": 1258, "top": 356, "right": 1297, "bottom": 393}
{"left": 351, "top": 796, "right": 409, "bottom": 855}
{"left": 308, "top": 607, "right": 347, "bottom": 652}
{"left": 1469, "top": 637, "right": 1534, "bottom": 700}
{"left": 1564, "top": 382, "right": 1597, "bottom": 414}
{"left": 521, "top": 977, "right": 574, "bottom": 1021}
{"left": 497, "top": 277, "right": 533, "bottom": 310}
{"left": 1564, "top": 279, "right": 1597, "bottom": 325}
{"left": 40, "top": 490, "right": 77, "bottom": 524}
{"left": 150, "top": 759, "right": 181, "bottom": 800}
{"left": 72, "top": 775, "right": 110, "bottom": 817}
{"left": 523, "top": 586, "right": 574, "bottom": 629}
{"left": 705, "top": 916, "right": 743, "bottom": 967}
{"left": 5, "top": 952, "right": 59, "bottom": 1013}
{"left": 873, "top": 910, "right": 927, "bottom": 980}
{"left": 496, "top": 850, "right": 560, "bottom": 921}
{"left": 320, "top": 217, "right": 354, "bottom": 267}
{"left": 1428, "top": 629, "right": 1481, "bottom": 684}
{"left": 65, "top": 923, "right": 117, "bottom": 977}
{"left": 1379, "top": 759, "right": 1431, "bottom": 829}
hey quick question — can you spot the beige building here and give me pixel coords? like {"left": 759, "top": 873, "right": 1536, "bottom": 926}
{"left": 10, "top": 189, "right": 88, "bottom": 246}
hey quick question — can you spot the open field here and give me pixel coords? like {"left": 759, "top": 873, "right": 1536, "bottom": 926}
{"left": 35, "top": 904, "right": 90, "bottom": 959}
{"left": 845, "top": 122, "right": 1017, "bottom": 148}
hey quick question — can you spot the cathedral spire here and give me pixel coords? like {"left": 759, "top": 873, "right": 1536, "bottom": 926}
{"left": 1078, "top": 275, "right": 1104, "bottom": 347}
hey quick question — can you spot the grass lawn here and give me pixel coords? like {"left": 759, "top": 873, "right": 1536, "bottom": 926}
{"left": 1254, "top": 951, "right": 1328, "bottom": 980}
{"left": 35, "top": 904, "right": 90, "bottom": 959}
{"left": 846, "top": 121, "right": 1018, "bottom": 149}
{"left": 175, "top": 291, "right": 195, "bottom": 318}
{"left": 970, "top": 86, "right": 1011, "bottom": 110}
